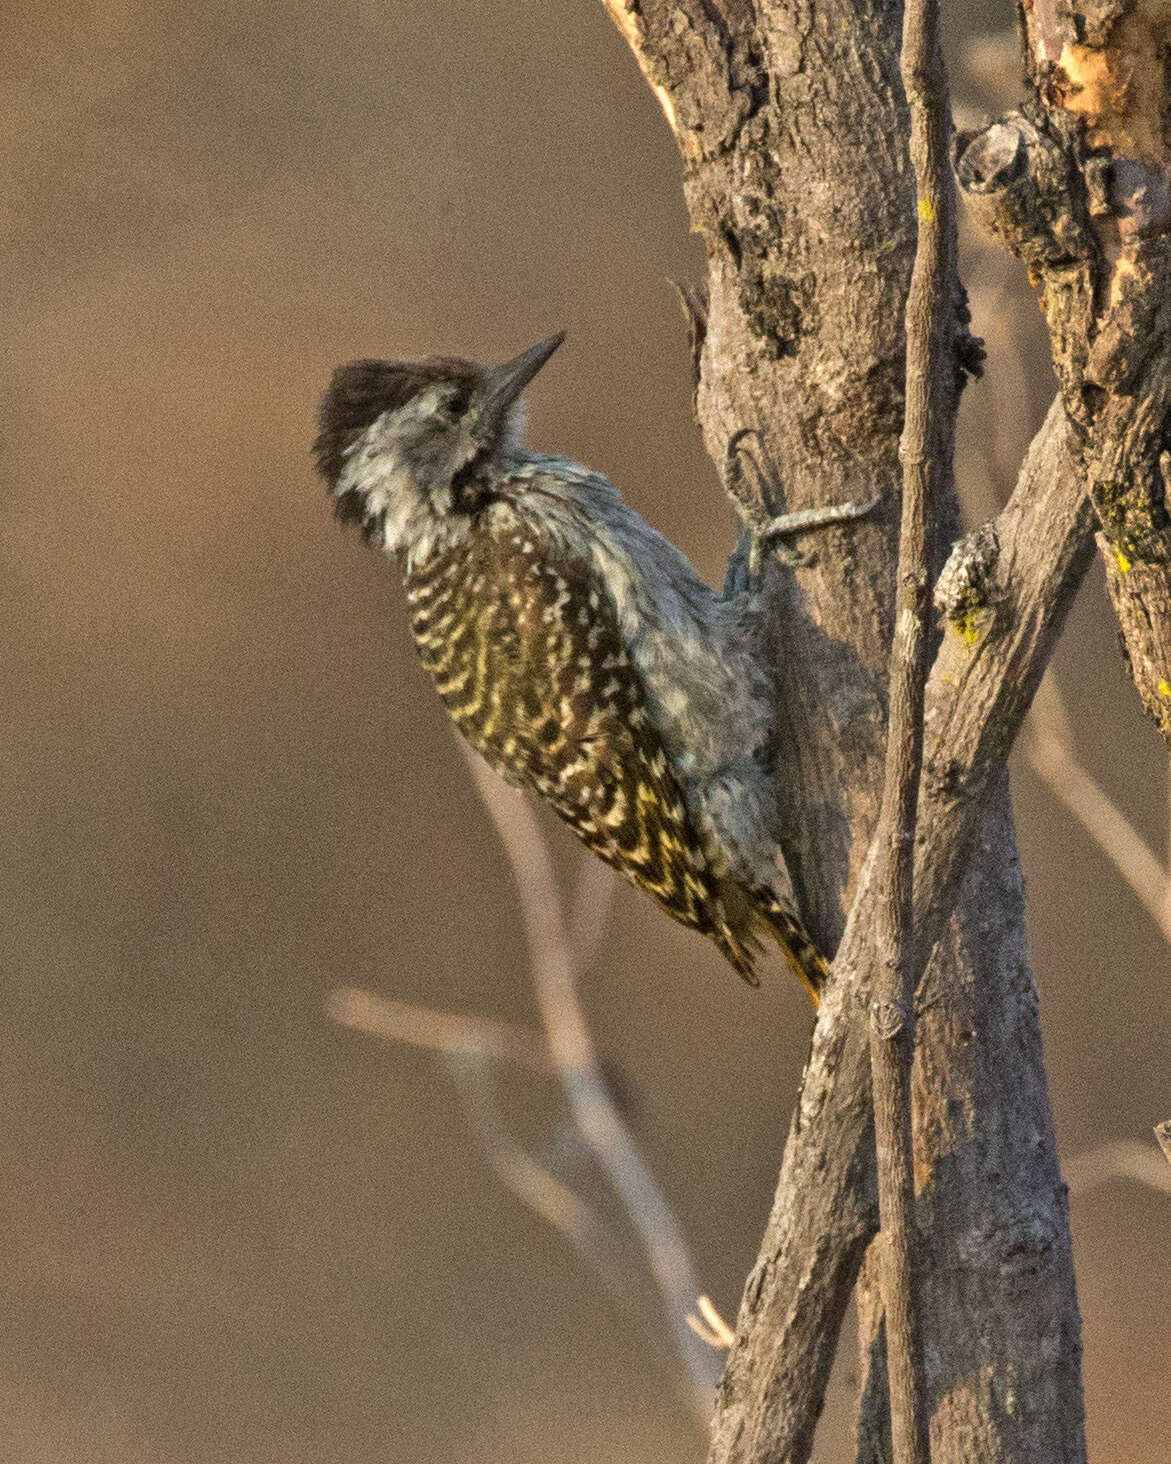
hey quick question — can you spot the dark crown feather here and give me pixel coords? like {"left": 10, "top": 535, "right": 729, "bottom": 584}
{"left": 312, "top": 356, "right": 481, "bottom": 489}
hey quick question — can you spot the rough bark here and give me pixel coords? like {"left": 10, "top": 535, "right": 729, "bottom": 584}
{"left": 602, "top": 2, "right": 1087, "bottom": 1460}
{"left": 858, "top": 782, "right": 1086, "bottom": 1461}
{"left": 956, "top": 0, "right": 1171, "bottom": 743}
{"left": 794, "top": 402, "right": 1091, "bottom": 1464}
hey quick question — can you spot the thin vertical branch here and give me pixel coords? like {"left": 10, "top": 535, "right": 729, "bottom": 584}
{"left": 867, "top": 0, "right": 958, "bottom": 1456}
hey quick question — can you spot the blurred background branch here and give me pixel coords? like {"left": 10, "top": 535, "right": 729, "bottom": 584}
{"left": 327, "top": 736, "right": 721, "bottom": 1425}
{"left": 326, "top": 987, "right": 554, "bottom": 1072}
{"left": 1027, "top": 675, "right": 1171, "bottom": 946}
{"left": 1065, "top": 1138, "right": 1171, "bottom": 1199}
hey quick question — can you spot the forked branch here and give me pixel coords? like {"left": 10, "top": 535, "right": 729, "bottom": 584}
{"left": 604, "top": 4, "right": 1089, "bottom": 1461}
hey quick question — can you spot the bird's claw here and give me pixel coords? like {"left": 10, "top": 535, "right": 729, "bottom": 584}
{"left": 723, "top": 427, "right": 879, "bottom": 579}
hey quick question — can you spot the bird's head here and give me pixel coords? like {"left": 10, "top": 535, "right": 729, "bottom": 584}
{"left": 313, "top": 333, "right": 564, "bottom": 554}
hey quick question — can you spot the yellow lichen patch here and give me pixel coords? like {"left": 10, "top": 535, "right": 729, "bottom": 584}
{"left": 918, "top": 196, "right": 936, "bottom": 225}
{"left": 1158, "top": 679, "right": 1171, "bottom": 699}
{"left": 950, "top": 610, "right": 986, "bottom": 648}
{"left": 1113, "top": 544, "right": 1132, "bottom": 573}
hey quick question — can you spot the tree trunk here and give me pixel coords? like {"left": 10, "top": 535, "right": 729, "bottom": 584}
{"left": 603, "top": 2, "right": 1088, "bottom": 1459}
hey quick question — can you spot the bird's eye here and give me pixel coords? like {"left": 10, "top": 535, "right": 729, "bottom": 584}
{"left": 445, "top": 387, "right": 471, "bottom": 417}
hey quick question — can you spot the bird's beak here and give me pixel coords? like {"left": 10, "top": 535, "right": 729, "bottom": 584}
{"left": 475, "top": 332, "right": 565, "bottom": 429}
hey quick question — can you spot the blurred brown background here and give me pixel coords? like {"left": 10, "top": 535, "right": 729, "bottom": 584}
{"left": 3, "top": 2, "right": 1169, "bottom": 1460}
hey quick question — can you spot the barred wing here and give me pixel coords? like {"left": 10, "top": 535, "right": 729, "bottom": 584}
{"left": 404, "top": 516, "right": 764, "bottom": 980}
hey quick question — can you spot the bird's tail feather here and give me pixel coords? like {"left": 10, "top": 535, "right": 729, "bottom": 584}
{"left": 752, "top": 888, "right": 828, "bottom": 1006}
{"left": 713, "top": 878, "right": 828, "bottom": 1004}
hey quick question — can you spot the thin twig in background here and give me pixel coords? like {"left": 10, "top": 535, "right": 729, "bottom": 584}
{"left": 457, "top": 740, "right": 721, "bottom": 1408}
{"left": 441, "top": 1053, "right": 641, "bottom": 1310}
{"left": 326, "top": 987, "right": 553, "bottom": 1071}
{"left": 1156, "top": 1122, "right": 1171, "bottom": 1168}
{"left": 687, "top": 1294, "right": 736, "bottom": 1351}
{"left": 325, "top": 847, "right": 619, "bottom": 1070}
{"left": 1064, "top": 1138, "right": 1171, "bottom": 1198}
{"left": 327, "top": 998, "right": 671, "bottom": 1386}
{"left": 567, "top": 850, "right": 619, "bottom": 976}
{"left": 1026, "top": 675, "right": 1171, "bottom": 944}
{"left": 864, "top": 0, "right": 958, "bottom": 1452}
{"left": 325, "top": 738, "right": 719, "bottom": 1420}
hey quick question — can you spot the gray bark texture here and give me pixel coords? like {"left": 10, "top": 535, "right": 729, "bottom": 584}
{"left": 602, "top": 1, "right": 1095, "bottom": 1460}
{"left": 955, "top": 0, "right": 1171, "bottom": 743}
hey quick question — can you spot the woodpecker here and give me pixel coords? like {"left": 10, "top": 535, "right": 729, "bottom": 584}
{"left": 314, "top": 334, "right": 871, "bottom": 1001}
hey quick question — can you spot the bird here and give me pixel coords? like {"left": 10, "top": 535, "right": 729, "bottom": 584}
{"left": 313, "top": 333, "right": 871, "bottom": 1002}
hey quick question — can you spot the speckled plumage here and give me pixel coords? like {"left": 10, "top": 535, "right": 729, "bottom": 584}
{"left": 314, "top": 337, "right": 827, "bottom": 998}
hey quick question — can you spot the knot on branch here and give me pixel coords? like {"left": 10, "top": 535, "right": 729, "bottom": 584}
{"left": 935, "top": 521, "right": 1002, "bottom": 644}
{"left": 958, "top": 95, "right": 1171, "bottom": 501}
{"left": 955, "top": 108, "right": 1092, "bottom": 275}
{"left": 870, "top": 997, "right": 909, "bottom": 1041}
{"left": 957, "top": 106, "right": 1107, "bottom": 424}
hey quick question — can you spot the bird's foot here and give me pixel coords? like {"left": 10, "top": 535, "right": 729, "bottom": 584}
{"left": 722, "top": 427, "right": 878, "bottom": 580}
